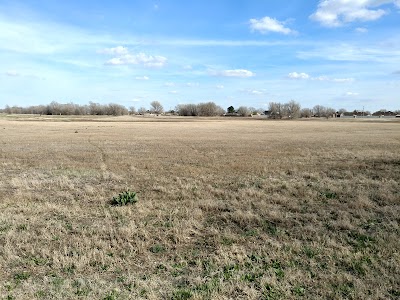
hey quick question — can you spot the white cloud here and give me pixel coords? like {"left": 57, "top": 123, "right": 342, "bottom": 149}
{"left": 168, "top": 91, "right": 178, "bottom": 94}
{"left": 98, "top": 46, "right": 129, "bottom": 55}
{"left": 105, "top": 52, "right": 167, "bottom": 67}
{"left": 186, "top": 82, "right": 199, "bottom": 87}
{"left": 297, "top": 43, "right": 400, "bottom": 63}
{"left": 346, "top": 92, "right": 359, "bottom": 96}
{"left": 288, "top": 72, "right": 310, "bottom": 79}
{"left": 164, "top": 82, "right": 175, "bottom": 87}
{"left": 355, "top": 27, "right": 368, "bottom": 33}
{"left": 135, "top": 76, "right": 149, "bottom": 80}
{"left": 287, "top": 72, "right": 354, "bottom": 82}
{"left": 5, "top": 70, "right": 20, "bottom": 77}
{"left": 183, "top": 65, "right": 192, "bottom": 70}
{"left": 333, "top": 78, "right": 354, "bottom": 83}
{"left": 310, "top": 0, "right": 399, "bottom": 27}
{"left": 249, "top": 16, "right": 296, "bottom": 35}
{"left": 217, "top": 69, "right": 255, "bottom": 78}
{"left": 216, "top": 85, "right": 224, "bottom": 89}
{"left": 100, "top": 46, "right": 167, "bottom": 68}
{"left": 250, "top": 90, "right": 264, "bottom": 95}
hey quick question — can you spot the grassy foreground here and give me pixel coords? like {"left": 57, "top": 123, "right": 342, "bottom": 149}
{"left": 0, "top": 116, "right": 399, "bottom": 299}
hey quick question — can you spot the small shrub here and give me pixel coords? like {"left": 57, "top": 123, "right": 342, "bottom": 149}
{"left": 111, "top": 191, "right": 137, "bottom": 206}
{"left": 149, "top": 244, "right": 165, "bottom": 254}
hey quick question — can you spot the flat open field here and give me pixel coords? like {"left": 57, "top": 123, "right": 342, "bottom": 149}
{"left": 0, "top": 116, "right": 399, "bottom": 299}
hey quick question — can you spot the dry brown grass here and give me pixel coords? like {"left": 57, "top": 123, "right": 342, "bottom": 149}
{"left": 0, "top": 115, "right": 399, "bottom": 299}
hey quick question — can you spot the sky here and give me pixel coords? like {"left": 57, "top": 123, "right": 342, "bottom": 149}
{"left": 1, "top": 0, "right": 399, "bottom": 112}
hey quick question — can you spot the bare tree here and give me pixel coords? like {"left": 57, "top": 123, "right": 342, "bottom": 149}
{"left": 138, "top": 107, "right": 147, "bottom": 115}
{"left": 150, "top": 101, "right": 164, "bottom": 114}
{"left": 313, "top": 105, "right": 326, "bottom": 117}
{"left": 129, "top": 106, "right": 137, "bottom": 115}
{"left": 176, "top": 104, "right": 199, "bottom": 116}
{"left": 301, "top": 108, "right": 313, "bottom": 118}
{"left": 324, "top": 107, "right": 336, "bottom": 119}
{"left": 268, "top": 102, "right": 283, "bottom": 119}
{"left": 198, "top": 102, "right": 224, "bottom": 116}
{"left": 237, "top": 106, "right": 251, "bottom": 116}
{"left": 284, "top": 100, "right": 301, "bottom": 119}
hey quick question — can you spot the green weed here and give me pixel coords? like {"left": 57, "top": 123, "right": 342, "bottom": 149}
{"left": 111, "top": 190, "right": 138, "bottom": 206}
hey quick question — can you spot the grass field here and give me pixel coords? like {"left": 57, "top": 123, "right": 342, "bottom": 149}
{"left": 0, "top": 115, "right": 399, "bottom": 299}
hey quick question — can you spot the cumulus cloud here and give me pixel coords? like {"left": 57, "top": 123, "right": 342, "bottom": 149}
{"left": 135, "top": 76, "right": 149, "bottom": 80}
{"left": 310, "top": 0, "right": 399, "bottom": 27}
{"left": 288, "top": 72, "right": 310, "bottom": 79}
{"left": 287, "top": 72, "right": 354, "bottom": 82}
{"left": 217, "top": 69, "right": 255, "bottom": 78}
{"left": 249, "top": 16, "right": 296, "bottom": 34}
{"left": 101, "top": 46, "right": 167, "bottom": 68}
{"left": 216, "top": 85, "right": 224, "bottom": 89}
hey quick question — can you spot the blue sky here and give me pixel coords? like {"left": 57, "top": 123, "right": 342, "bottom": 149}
{"left": 1, "top": 0, "right": 399, "bottom": 112}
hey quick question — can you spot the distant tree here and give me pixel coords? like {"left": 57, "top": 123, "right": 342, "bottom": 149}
{"left": 324, "top": 107, "right": 336, "bottom": 119}
{"left": 227, "top": 106, "right": 235, "bottom": 114}
{"left": 237, "top": 106, "right": 250, "bottom": 116}
{"left": 301, "top": 108, "right": 313, "bottom": 118}
{"left": 176, "top": 104, "right": 199, "bottom": 116}
{"left": 313, "top": 105, "right": 326, "bottom": 117}
{"left": 150, "top": 101, "right": 164, "bottom": 114}
{"left": 138, "top": 107, "right": 147, "bottom": 115}
{"left": 268, "top": 102, "right": 283, "bottom": 119}
{"left": 198, "top": 102, "right": 224, "bottom": 116}
{"left": 4, "top": 105, "right": 11, "bottom": 114}
{"left": 283, "top": 100, "right": 301, "bottom": 119}
{"left": 338, "top": 108, "right": 347, "bottom": 115}
{"left": 129, "top": 106, "right": 137, "bottom": 115}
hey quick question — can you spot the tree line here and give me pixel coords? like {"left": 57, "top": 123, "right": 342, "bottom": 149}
{"left": 1, "top": 100, "right": 398, "bottom": 118}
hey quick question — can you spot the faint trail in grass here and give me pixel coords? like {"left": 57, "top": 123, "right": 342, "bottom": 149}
{"left": 88, "top": 136, "right": 108, "bottom": 171}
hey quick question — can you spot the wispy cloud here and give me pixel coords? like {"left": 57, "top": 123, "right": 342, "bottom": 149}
{"left": 5, "top": 70, "right": 20, "bottom": 77}
{"left": 215, "top": 85, "right": 224, "bottom": 89}
{"left": 152, "top": 39, "right": 301, "bottom": 47}
{"left": 241, "top": 89, "right": 266, "bottom": 95}
{"left": 297, "top": 43, "right": 400, "bottom": 63}
{"left": 355, "top": 27, "right": 368, "bottom": 33}
{"left": 135, "top": 76, "right": 150, "bottom": 80}
{"left": 345, "top": 92, "right": 359, "bottom": 96}
{"left": 103, "top": 49, "right": 167, "bottom": 68}
{"left": 287, "top": 72, "right": 310, "bottom": 79}
{"left": 249, "top": 16, "right": 296, "bottom": 35}
{"left": 310, "top": 0, "right": 398, "bottom": 27}
{"left": 213, "top": 69, "right": 255, "bottom": 78}
{"left": 186, "top": 82, "right": 199, "bottom": 87}
{"left": 98, "top": 46, "right": 129, "bottom": 55}
{"left": 287, "top": 72, "right": 354, "bottom": 83}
